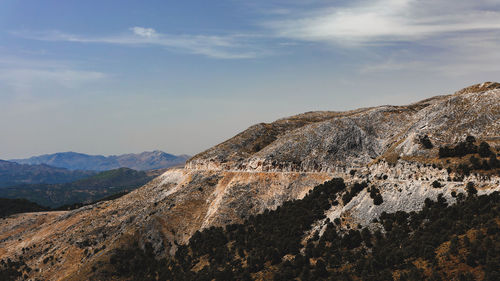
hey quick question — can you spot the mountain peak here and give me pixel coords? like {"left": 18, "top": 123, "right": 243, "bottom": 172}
{"left": 454, "top": 81, "right": 500, "bottom": 95}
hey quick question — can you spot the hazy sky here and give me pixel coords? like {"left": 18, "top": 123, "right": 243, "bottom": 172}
{"left": 1, "top": 0, "right": 500, "bottom": 159}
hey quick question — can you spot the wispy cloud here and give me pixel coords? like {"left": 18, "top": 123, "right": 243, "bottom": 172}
{"left": 258, "top": 0, "right": 500, "bottom": 77}
{"left": 1, "top": 68, "right": 105, "bottom": 90}
{"left": 0, "top": 56, "right": 106, "bottom": 96}
{"left": 10, "top": 1, "right": 500, "bottom": 74}
{"left": 359, "top": 29, "right": 500, "bottom": 76}
{"left": 265, "top": 0, "right": 500, "bottom": 45}
{"left": 13, "top": 27, "right": 260, "bottom": 59}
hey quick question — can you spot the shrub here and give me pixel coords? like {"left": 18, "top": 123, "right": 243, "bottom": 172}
{"left": 478, "top": 142, "right": 492, "bottom": 158}
{"left": 439, "top": 137, "right": 478, "bottom": 158}
{"left": 489, "top": 155, "right": 499, "bottom": 169}
{"left": 373, "top": 194, "right": 384, "bottom": 205}
{"left": 439, "top": 146, "right": 453, "bottom": 158}
{"left": 432, "top": 180, "right": 442, "bottom": 188}
{"left": 420, "top": 135, "right": 433, "bottom": 149}
{"left": 466, "top": 182, "right": 477, "bottom": 197}
{"left": 469, "top": 156, "right": 481, "bottom": 170}
{"left": 465, "top": 135, "right": 476, "bottom": 143}
{"left": 457, "top": 163, "right": 471, "bottom": 176}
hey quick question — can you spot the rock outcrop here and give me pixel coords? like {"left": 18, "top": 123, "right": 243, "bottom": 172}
{"left": 189, "top": 82, "right": 500, "bottom": 172}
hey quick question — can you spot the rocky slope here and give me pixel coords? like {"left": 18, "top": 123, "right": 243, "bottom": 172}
{"left": 0, "top": 82, "right": 499, "bottom": 280}
{"left": 189, "top": 82, "right": 499, "bottom": 172}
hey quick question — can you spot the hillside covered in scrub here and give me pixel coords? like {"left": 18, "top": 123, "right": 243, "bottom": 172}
{"left": 105, "top": 179, "right": 500, "bottom": 280}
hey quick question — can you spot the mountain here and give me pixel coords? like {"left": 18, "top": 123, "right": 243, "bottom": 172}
{"left": 0, "top": 160, "right": 95, "bottom": 188}
{"left": 0, "top": 82, "right": 499, "bottom": 280}
{"left": 0, "top": 167, "right": 159, "bottom": 208}
{"left": 10, "top": 150, "right": 190, "bottom": 171}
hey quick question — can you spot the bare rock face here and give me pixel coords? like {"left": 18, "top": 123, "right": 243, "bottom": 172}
{"left": 1, "top": 83, "right": 499, "bottom": 281}
{"left": 189, "top": 82, "right": 500, "bottom": 171}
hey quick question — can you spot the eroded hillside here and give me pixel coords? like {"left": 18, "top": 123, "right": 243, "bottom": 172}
{"left": 1, "top": 82, "right": 499, "bottom": 280}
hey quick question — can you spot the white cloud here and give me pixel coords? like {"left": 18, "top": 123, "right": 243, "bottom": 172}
{"left": 259, "top": 0, "right": 500, "bottom": 77}
{"left": 14, "top": 27, "right": 260, "bottom": 59}
{"left": 131, "top": 27, "right": 158, "bottom": 38}
{"left": 265, "top": 0, "right": 500, "bottom": 45}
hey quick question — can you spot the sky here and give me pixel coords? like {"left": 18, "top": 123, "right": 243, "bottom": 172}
{"left": 1, "top": 0, "right": 500, "bottom": 159}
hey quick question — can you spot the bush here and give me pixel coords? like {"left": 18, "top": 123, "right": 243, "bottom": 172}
{"left": 420, "top": 135, "right": 434, "bottom": 149}
{"left": 373, "top": 194, "right": 384, "bottom": 205}
{"left": 439, "top": 137, "right": 478, "bottom": 158}
{"left": 342, "top": 181, "right": 367, "bottom": 205}
{"left": 432, "top": 180, "right": 442, "bottom": 188}
{"left": 489, "top": 155, "right": 499, "bottom": 169}
{"left": 465, "top": 135, "right": 476, "bottom": 143}
{"left": 439, "top": 146, "right": 453, "bottom": 158}
{"left": 478, "top": 142, "right": 492, "bottom": 158}
{"left": 457, "top": 163, "right": 471, "bottom": 176}
{"left": 466, "top": 182, "right": 477, "bottom": 197}
{"left": 469, "top": 156, "right": 482, "bottom": 170}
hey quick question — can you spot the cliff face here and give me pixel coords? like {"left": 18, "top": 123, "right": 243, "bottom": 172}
{"left": 1, "top": 82, "right": 499, "bottom": 280}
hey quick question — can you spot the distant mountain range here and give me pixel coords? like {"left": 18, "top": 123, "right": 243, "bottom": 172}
{"left": 0, "top": 160, "right": 94, "bottom": 188}
{"left": 10, "top": 150, "right": 190, "bottom": 171}
{"left": 0, "top": 150, "right": 188, "bottom": 205}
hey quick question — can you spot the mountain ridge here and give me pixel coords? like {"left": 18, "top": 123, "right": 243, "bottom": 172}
{"left": 10, "top": 150, "right": 190, "bottom": 171}
{"left": 0, "top": 160, "right": 95, "bottom": 188}
{"left": 187, "top": 82, "right": 500, "bottom": 173}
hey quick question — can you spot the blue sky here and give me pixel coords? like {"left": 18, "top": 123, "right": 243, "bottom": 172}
{"left": 1, "top": 0, "right": 500, "bottom": 159}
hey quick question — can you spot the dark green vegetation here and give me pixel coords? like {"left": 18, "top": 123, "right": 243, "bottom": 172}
{"left": 0, "top": 198, "right": 48, "bottom": 218}
{"left": 101, "top": 178, "right": 500, "bottom": 281}
{"left": 419, "top": 135, "right": 434, "bottom": 149}
{"left": 101, "top": 178, "right": 346, "bottom": 280}
{"left": 368, "top": 186, "right": 383, "bottom": 205}
{"left": 0, "top": 160, "right": 95, "bottom": 188}
{"left": 71, "top": 167, "right": 155, "bottom": 187}
{"left": 53, "top": 191, "right": 129, "bottom": 211}
{"left": 342, "top": 181, "right": 367, "bottom": 205}
{"left": 437, "top": 137, "right": 499, "bottom": 176}
{"left": 438, "top": 136, "right": 494, "bottom": 160}
{"left": 0, "top": 168, "right": 152, "bottom": 208}
{"left": 0, "top": 191, "right": 129, "bottom": 218}
{"left": 432, "top": 180, "right": 442, "bottom": 188}
{"left": 0, "top": 258, "right": 31, "bottom": 281}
